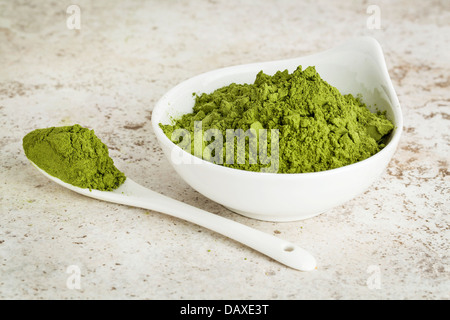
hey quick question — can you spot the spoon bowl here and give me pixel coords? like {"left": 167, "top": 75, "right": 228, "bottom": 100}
{"left": 29, "top": 161, "right": 317, "bottom": 271}
{"left": 152, "top": 37, "right": 403, "bottom": 221}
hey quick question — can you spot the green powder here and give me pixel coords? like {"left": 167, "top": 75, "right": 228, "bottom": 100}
{"left": 160, "top": 65, "right": 394, "bottom": 173}
{"left": 23, "top": 124, "right": 126, "bottom": 190}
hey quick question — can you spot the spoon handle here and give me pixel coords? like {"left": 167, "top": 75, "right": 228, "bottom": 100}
{"left": 114, "top": 179, "right": 316, "bottom": 271}
{"left": 32, "top": 162, "right": 316, "bottom": 271}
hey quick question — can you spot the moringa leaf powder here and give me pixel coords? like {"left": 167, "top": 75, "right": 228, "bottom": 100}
{"left": 23, "top": 124, "right": 126, "bottom": 190}
{"left": 160, "top": 65, "right": 394, "bottom": 173}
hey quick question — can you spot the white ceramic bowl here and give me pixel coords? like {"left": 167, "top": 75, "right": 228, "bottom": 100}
{"left": 151, "top": 37, "right": 403, "bottom": 221}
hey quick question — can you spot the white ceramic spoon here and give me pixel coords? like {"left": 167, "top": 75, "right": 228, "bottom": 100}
{"left": 30, "top": 162, "right": 317, "bottom": 271}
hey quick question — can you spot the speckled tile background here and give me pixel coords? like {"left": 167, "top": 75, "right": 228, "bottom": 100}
{"left": 0, "top": 0, "right": 449, "bottom": 299}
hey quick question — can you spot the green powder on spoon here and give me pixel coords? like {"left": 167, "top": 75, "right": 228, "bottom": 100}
{"left": 23, "top": 124, "right": 126, "bottom": 191}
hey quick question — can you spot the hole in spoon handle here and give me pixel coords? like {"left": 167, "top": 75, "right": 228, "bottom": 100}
{"left": 274, "top": 241, "right": 317, "bottom": 271}
{"left": 283, "top": 244, "right": 295, "bottom": 252}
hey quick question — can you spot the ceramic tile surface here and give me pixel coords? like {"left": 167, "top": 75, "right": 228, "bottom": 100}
{"left": 0, "top": 0, "right": 449, "bottom": 299}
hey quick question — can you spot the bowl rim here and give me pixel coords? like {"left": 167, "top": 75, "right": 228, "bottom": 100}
{"left": 151, "top": 37, "right": 403, "bottom": 179}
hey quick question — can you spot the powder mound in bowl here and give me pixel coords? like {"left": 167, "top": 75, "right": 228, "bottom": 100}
{"left": 23, "top": 124, "right": 126, "bottom": 190}
{"left": 160, "top": 65, "right": 394, "bottom": 173}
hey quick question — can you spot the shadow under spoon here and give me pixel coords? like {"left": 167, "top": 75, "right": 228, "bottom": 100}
{"left": 30, "top": 161, "right": 317, "bottom": 271}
